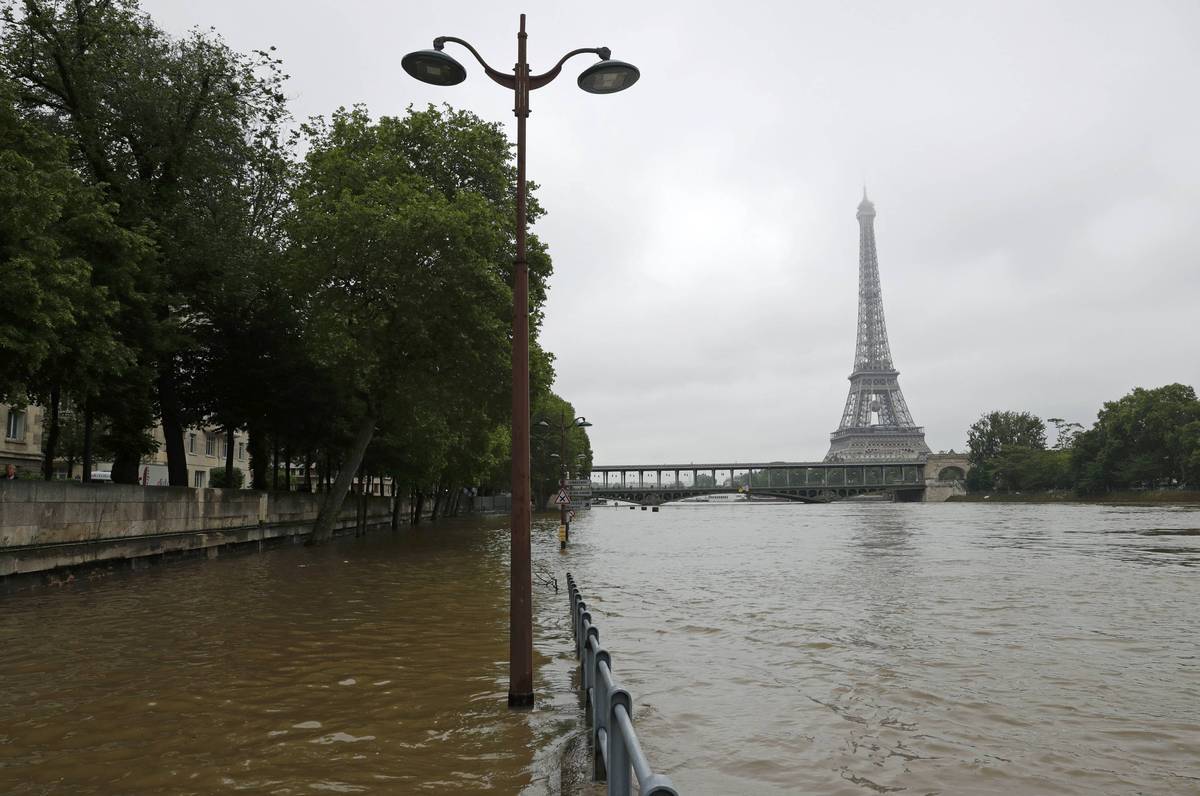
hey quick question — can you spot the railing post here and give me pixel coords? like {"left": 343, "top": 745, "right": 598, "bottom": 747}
{"left": 577, "top": 604, "right": 589, "bottom": 659}
{"left": 608, "top": 688, "right": 632, "bottom": 795}
{"left": 593, "top": 650, "right": 611, "bottom": 781}
{"left": 583, "top": 625, "right": 599, "bottom": 694}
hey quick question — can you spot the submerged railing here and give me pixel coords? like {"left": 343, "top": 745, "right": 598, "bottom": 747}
{"left": 567, "top": 573, "right": 679, "bottom": 796}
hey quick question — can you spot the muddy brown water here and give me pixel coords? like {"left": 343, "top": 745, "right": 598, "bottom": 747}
{"left": 2, "top": 503, "right": 1198, "bottom": 794}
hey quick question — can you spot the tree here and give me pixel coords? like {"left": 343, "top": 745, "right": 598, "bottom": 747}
{"left": 0, "top": 74, "right": 148, "bottom": 482}
{"left": 2, "top": 0, "right": 289, "bottom": 484}
{"left": 1071, "top": 384, "right": 1200, "bottom": 493}
{"left": 209, "top": 466, "right": 244, "bottom": 488}
{"left": 1046, "top": 417, "right": 1085, "bottom": 450}
{"left": 966, "top": 411, "right": 1046, "bottom": 465}
{"left": 532, "top": 391, "right": 592, "bottom": 510}
{"left": 289, "top": 106, "right": 551, "bottom": 542}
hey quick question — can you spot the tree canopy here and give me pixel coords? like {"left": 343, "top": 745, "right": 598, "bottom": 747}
{"left": 0, "top": 0, "right": 592, "bottom": 536}
{"left": 963, "top": 386, "right": 1200, "bottom": 495}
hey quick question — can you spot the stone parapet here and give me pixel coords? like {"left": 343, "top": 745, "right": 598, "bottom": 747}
{"left": 0, "top": 482, "right": 392, "bottom": 582}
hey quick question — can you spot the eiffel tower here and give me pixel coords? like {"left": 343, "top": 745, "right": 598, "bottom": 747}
{"left": 825, "top": 190, "right": 930, "bottom": 462}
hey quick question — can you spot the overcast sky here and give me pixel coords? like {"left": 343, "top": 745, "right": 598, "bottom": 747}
{"left": 145, "top": 0, "right": 1200, "bottom": 464}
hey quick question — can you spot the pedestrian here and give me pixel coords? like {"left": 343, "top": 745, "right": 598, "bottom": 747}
{"left": 4, "top": 464, "right": 16, "bottom": 480}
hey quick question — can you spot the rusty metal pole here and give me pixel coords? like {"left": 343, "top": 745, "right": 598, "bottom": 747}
{"left": 560, "top": 409, "right": 568, "bottom": 531}
{"left": 508, "top": 13, "right": 534, "bottom": 709}
{"left": 404, "top": 12, "right": 637, "bottom": 711}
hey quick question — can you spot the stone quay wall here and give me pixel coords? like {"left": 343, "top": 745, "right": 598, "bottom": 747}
{"left": 0, "top": 481, "right": 393, "bottom": 584}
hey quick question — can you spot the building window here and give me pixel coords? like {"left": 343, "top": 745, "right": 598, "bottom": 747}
{"left": 219, "top": 437, "right": 227, "bottom": 459}
{"left": 188, "top": 433, "right": 197, "bottom": 454}
{"left": 205, "top": 435, "right": 216, "bottom": 457}
{"left": 194, "top": 470, "right": 206, "bottom": 488}
{"left": 237, "top": 442, "right": 245, "bottom": 461}
{"left": 5, "top": 409, "right": 24, "bottom": 441}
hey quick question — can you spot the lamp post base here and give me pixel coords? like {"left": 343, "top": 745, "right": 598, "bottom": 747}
{"left": 507, "top": 691, "right": 535, "bottom": 709}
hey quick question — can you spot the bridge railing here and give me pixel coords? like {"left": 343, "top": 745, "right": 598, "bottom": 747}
{"left": 567, "top": 573, "right": 678, "bottom": 796}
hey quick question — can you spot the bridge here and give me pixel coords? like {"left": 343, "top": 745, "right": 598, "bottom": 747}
{"left": 588, "top": 461, "right": 928, "bottom": 506}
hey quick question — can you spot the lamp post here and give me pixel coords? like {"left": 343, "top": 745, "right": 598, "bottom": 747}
{"left": 538, "top": 413, "right": 592, "bottom": 534}
{"left": 402, "top": 16, "right": 638, "bottom": 709}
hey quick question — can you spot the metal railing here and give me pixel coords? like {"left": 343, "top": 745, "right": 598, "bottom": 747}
{"left": 567, "top": 573, "right": 679, "bottom": 796}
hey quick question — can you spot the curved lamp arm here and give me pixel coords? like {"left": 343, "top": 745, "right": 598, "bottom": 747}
{"left": 530, "top": 47, "right": 610, "bottom": 89}
{"left": 434, "top": 36, "right": 516, "bottom": 89}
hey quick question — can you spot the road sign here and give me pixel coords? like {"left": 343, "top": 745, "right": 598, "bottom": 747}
{"left": 567, "top": 510, "right": 576, "bottom": 522}
{"left": 555, "top": 488, "right": 571, "bottom": 505}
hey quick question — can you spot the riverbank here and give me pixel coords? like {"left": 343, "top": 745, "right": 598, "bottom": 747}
{"left": 947, "top": 489, "right": 1200, "bottom": 505}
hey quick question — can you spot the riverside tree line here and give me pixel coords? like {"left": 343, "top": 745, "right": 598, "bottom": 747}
{"left": 965, "top": 384, "right": 1200, "bottom": 495}
{"left": 0, "top": 0, "right": 591, "bottom": 540}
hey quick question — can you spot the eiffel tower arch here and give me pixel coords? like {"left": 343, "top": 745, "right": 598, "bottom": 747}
{"left": 825, "top": 191, "right": 930, "bottom": 463}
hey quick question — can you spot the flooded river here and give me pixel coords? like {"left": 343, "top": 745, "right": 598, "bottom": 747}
{"left": 2, "top": 502, "right": 1198, "bottom": 794}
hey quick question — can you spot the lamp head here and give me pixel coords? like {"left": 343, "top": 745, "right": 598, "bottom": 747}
{"left": 578, "top": 58, "right": 640, "bottom": 94}
{"left": 402, "top": 47, "right": 467, "bottom": 86}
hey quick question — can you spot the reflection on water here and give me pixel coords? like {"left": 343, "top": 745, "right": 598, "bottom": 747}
{"left": 2, "top": 503, "right": 1198, "bottom": 794}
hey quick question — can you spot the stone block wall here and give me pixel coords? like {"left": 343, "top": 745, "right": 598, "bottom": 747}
{"left": 0, "top": 481, "right": 393, "bottom": 579}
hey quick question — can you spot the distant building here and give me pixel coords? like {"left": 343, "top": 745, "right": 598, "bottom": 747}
{"left": 1, "top": 404, "right": 44, "bottom": 474}
{"left": 100, "top": 425, "right": 253, "bottom": 488}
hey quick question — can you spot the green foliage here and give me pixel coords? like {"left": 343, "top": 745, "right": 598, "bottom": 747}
{"left": 1, "top": 3, "right": 581, "bottom": 505}
{"left": 967, "top": 411, "right": 1046, "bottom": 465}
{"left": 989, "top": 447, "right": 1072, "bottom": 492}
{"left": 1071, "top": 384, "right": 1200, "bottom": 493}
{"left": 2, "top": 0, "right": 290, "bottom": 482}
{"left": 966, "top": 385, "right": 1200, "bottom": 495}
{"left": 532, "top": 392, "right": 592, "bottom": 506}
{"left": 209, "top": 467, "right": 245, "bottom": 488}
{"left": 289, "top": 104, "right": 558, "bottom": 525}
{"left": 0, "top": 76, "right": 141, "bottom": 403}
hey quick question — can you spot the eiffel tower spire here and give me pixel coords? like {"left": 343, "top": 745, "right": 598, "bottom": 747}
{"left": 825, "top": 192, "right": 930, "bottom": 462}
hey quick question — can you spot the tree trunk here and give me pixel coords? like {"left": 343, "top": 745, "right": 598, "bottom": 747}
{"left": 66, "top": 455, "right": 76, "bottom": 480}
{"left": 413, "top": 491, "right": 425, "bottom": 526}
{"left": 224, "top": 426, "right": 235, "bottom": 487}
{"left": 310, "top": 414, "right": 376, "bottom": 543}
{"left": 304, "top": 451, "right": 313, "bottom": 493}
{"left": 81, "top": 403, "right": 94, "bottom": 483}
{"left": 284, "top": 447, "right": 292, "bottom": 492}
{"left": 42, "top": 385, "right": 61, "bottom": 480}
{"left": 157, "top": 370, "right": 188, "bottom": 487}
{"left": 111, "top": 451, "right": 140, "bottom": 484}
{"left": 431, "top": 482, "right": 443, "bottom": 521}
{"left": 248, "top": 425, "right": 269, "bottom": 490}
{"left": 391, "top": 480, "right": 401, "bottom": 530}
{"left": 354, "top": 472, "right": 364, "bottom": 537}
{"left": 272, "top": 439, "right": 279, "bottom": 490}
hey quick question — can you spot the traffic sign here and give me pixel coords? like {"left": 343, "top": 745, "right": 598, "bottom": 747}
{"left": 554, "top": 488, "right": 571, "bottom": 505}
{"left": 567, "top": 509, "right": 576, "bottom": 522}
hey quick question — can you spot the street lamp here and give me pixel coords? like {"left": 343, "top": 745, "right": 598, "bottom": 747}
{"left": 403, "top": 15, "right": 637, "bottom": 710}
{"left": 538, "top": 413, "right": 592, "bottom": 540}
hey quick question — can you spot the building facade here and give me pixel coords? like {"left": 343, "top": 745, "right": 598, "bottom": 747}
{"left": 1, "top": 404, "right": 44, "bottom": 474}
{"left": 117, "top": 426, "right": 253, "bottom": 488}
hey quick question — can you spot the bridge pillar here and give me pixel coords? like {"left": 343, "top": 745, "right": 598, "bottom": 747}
{"left": 656, "top": 470, "right": 661, "bottom": 488}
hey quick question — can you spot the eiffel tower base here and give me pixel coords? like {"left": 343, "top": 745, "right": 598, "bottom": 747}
{"left": 824, "top": 429, "right": 931, "bottom": 463}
